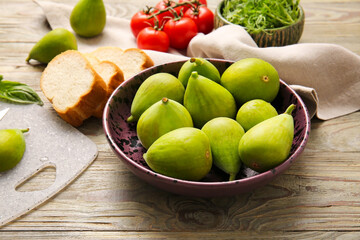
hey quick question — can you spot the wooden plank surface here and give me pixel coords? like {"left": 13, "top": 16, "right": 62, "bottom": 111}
{"left": 1, "top": 0, "right": 360, "bottom": 239}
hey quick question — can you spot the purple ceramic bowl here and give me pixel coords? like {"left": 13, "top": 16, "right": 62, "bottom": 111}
{"left": 103, "top": 59, "right": 311, "bottom": 198}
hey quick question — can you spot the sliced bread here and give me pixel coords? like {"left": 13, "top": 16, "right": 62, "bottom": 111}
{"left": 40, "top": 50, "right": 107, "bottom": 127}
{"left": 84, "top": 53, "right": 125, "bottom": 118}
{"left": 89, "top": 47, "right": 154, "bottom": 80}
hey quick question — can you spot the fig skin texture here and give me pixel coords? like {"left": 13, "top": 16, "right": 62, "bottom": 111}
{"left": 0, "top": 128, "right": 29, "bottom": 172}
{"left": 26, "top": 28, "right": 77, "bottom": 64}
{"left": 178, "top": 57, "right": 220, "bottom": 87}
{"left": 143, "top": 127, "right": 212, "bottom": 181}
{"left": 127, "top": 73, "right": 185, "bottom": 123}
{"left": 236, "top": 99, "right": 278, "bottom": 132}
{"left": 70, "top": 0, "right": 106, "bottom": 38}
{"left": 220, "top": 58, "right": 280, "bottom": 105}
{"left": 184, "top": 71, "right": 236, "bottom": 128}
{"left": 137, "top": 97, "right": 193, "bottom": 149}
{"left": 238, "top": 104, "right": 295, "bottom": 173}
{"left": 201, "top": 117, "right": 245, "bottom": 181}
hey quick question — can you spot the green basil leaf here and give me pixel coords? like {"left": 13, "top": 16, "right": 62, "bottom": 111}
{"left": 0, "top": 75, "right": 44, "bottom": 106}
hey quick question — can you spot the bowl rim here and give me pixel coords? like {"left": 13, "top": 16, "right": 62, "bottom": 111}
{"left": 103, "top": 58, "right": 311, "bottom": 187}
{"left": 216, "top": 0, "right": 305, "bottom": 32}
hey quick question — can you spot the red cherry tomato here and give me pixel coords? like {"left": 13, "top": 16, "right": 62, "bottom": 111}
{"left": 137, "top": 27, "right": 170, "bottom": 52}
{"left": 179, "top": 0, "right": 207, "bottom": 13}
{"left": 155, "top": 0, "right": 182, "bottom": 25}
{"left": 130, "top": 9, "right": 158, "bottom": 37}
{"left": 184, "top": 5, "right": 214, "bottom": 34}
{"left": 163, "top": 17, "right": 198, "bottom": 50}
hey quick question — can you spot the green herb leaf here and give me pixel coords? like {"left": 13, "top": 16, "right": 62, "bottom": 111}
{"left": 222, "top": 0, "right": 301, "bottom": 34}
{"left": 0, "top": 75, "right": 44, "bottom": 106}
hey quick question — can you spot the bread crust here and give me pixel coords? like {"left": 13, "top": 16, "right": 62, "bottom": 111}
{"left": 101, "top": 60, "right": 125, "bottom": 93}
{"left": 40, "top": 50, "right": 107, "bottom": 127}
{"left": 40, "top": 47, "right": 154, "bottom": 126}
{"left": 92, "top": 60, "right": 125, "bottom": 118}
{"left": 90, "top": 47, "right": 154, "bottom": 80}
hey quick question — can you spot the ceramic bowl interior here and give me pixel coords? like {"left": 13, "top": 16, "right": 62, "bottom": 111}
{"left": 214, "top": 0, "right": 305, "bottom": 47}
{"left": 103, "top": 59, "right": 311, "bottom": 198}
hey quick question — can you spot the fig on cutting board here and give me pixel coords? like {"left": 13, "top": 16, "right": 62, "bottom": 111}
{"left": 0, "top": 128, "right": 29, "bottom": 172}
{"left": 26, "top": 28, "right": 77, "bottom": 64}
{"left": 220, "top": 58, "right": 280, "bottom": 105}
{"left": 70, "top": 0, "right": 106, "bottom": 37}
{"left": 201, "top": 117, "right": 245, "bottom": 181}
{"left": 184, "top": 71, "right": 236, "bottom": 128}
{"left": 127, "top": 73, "right": 185, "bottom": 122}
{"left": 238, "top": 104, "right": 296, "bottom": 173}
{"left": 178, "top": 57, "right": 220, "bottom": 87}
{"left": 236, "top": 99, "right": 278, "bottom": 131}
{"left": 137, "top": 97, "right": 193, "bottom": 149}
{"left": 143, "top": 127, "right": 212, "bottom": 181}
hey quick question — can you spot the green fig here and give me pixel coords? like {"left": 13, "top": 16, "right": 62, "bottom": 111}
{"left": 184, "top": 71, "right": 236, "bottom": 128}
{"left": 70, "top": 0, "right": 106, "bottom": 37}
{"left": 236, "top": 99, "right": 278, "bottom": 131}
{"left": 137, "top": 97, "right": 193, "bottom": 149}
{"left": 0, "top": 128, "right": 29, "bottom": 172}
{"left": 220, "top": 58, "right": 280, "bottom": 105}
{"left": 178, "top": 57, "right": 221, "bottom": 87}
{"left": 26, "top": 28, "right": 77, "bottom": 64}
{"left": 143, "top": 127, "right": 212, "bottom": 181}
{"left": 127, "top": 73, "right": 185, "bottom": 122}
{"left": 238, "top": 104, "right": 295, "bottom": 173}
{"left": 201, "top": 117, "right": 245, "bottom": 181}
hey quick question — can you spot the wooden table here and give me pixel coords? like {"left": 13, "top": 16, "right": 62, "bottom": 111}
{"left": 1, "top": 0, "right": 360, "bottom": 239}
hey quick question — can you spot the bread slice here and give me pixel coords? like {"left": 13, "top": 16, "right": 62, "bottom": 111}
{"left": 40, "top": 50, "right": 107, "bottom": 127}
{"left": 89, "top": 47, "right": 154, "bottom": 80}
{"left": 84, "top": 53, "right": 125, "bottom": 118}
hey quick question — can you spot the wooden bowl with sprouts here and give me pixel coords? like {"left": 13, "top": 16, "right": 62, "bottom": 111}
{"left": 214, "top": 0, "right": 305, "bottom": 47}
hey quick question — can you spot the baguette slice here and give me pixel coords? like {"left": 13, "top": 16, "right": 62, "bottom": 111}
{"left": 41, "top": 50, "right": 107, "bottom": 127}
{"left": 84, "top": 53, "right": 125, "bottom": 118}
{"left": 89, "top": 47, "right": 154, "bottom": 80}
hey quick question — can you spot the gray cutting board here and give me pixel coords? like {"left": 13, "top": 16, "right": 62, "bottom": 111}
{"left": 0, "top": 102, "right": 98, "bottom": 227}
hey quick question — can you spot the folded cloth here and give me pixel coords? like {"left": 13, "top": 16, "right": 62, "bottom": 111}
{"left": 33, "top": 0, "right": 360, "bottom": 120}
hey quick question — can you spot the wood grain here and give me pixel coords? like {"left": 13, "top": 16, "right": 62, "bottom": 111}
{"left": 0, "top": 0, "right": 360, "bottom": 239}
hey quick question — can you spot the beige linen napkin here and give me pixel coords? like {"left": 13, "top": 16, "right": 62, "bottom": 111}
{"left": 34, "top": 0, "right": 360, "bottom": 120}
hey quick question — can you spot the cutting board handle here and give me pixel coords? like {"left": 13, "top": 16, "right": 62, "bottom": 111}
{"left": 0, "top": 103, "right": 98, "bottom": 227}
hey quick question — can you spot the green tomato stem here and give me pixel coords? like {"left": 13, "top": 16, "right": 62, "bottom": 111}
{"left": 147, "top": 0, "right": 201, "bottom": 20}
